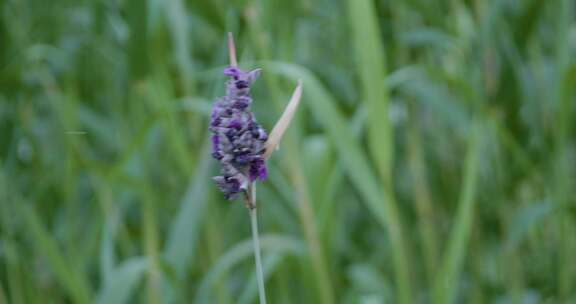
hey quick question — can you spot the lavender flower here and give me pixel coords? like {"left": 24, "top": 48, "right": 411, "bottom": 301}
{"left": 210, "top": 66, "right": 268, "bottom": 200}
{"left": 210, "top": 33, "right": 302, "bottom": 304}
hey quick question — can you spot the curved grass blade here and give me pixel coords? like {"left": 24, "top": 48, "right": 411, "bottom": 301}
{"left": 194, "top": 235, "right": 306, "bottom": 304}
{"left": 19, "top": 204, "right": 92, "bottom": 304}
{"left": 96, "top": 257, "right": 148, "bottom": 304}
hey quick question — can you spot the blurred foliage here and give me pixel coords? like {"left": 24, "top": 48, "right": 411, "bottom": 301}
{"left": 1, "top": 0, "right": 576, "bottom": 303}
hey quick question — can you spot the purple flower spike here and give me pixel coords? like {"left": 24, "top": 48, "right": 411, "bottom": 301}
{"left": 210, "top": 65, "right": 268, "bottom": 200}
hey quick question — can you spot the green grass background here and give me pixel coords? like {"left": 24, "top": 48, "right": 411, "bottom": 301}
{"left": 1, "top": 0, "right": 575, "bottom": 303}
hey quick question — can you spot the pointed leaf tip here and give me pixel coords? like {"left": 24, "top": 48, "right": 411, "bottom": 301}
{"left": 264, "top": 80, "right": 303, "bottom": 159}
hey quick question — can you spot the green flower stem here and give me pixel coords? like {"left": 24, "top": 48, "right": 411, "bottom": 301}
{"left": 248, "top": 183, "right": 267, "bottom": 304}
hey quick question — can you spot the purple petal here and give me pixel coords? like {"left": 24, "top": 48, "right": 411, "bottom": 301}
{"left": 212, "top": 134, "right": 220, "bottom": 151}
{"left": 235, "top": 80, "right": 249, "bottom": 89}
{"left": 224, "top": 67, "right": 241, "bottom": 77}
{"left": 228, "top": 119, "right": 243, "bottom": 130}
{"left": 211, "top": 117, "right": 221, "bottom": 127}
{"left": 258, "top": 165, "right": 268, "bottom": 180}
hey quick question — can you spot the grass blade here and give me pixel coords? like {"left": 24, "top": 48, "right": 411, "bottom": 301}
{"left": 19, "top": 205, "right": 92, "bottom": 304}
{"left": 96, "top": 257, "right": 148, "bottom": 304}
{"left": 194, "top": 235, "right": 306, "bottom": 303}
{"left": 266, "top": 62, "right": 412, "bottom": 303}
{"left": 162, "top": 142, "right": 213, "bottom": 301}
{"left": 346, "top": 1, "right": 412, "bottom": 297}
{"left": 433, "top": 123, "right": 481, "bottom": 304}
{"left": 347, "top": 0, "right": 394, "bottom": 186}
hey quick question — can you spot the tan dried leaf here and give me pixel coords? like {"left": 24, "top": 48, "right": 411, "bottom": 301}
{"left": 264, "top": 80, "right": 303, "bottom": 159}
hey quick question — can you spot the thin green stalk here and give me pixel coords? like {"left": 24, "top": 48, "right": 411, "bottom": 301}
{"left": 0, "top": 268, "right": 7, "bottom": 303}
{"left": 407, "top": 118, "right": 439, "bottom": 284}
{"left": 433, "top": 124, "right": 481, "bottom": 304}
{"left": 248, "top": 184, "right": 267, "bottom": 304}
{"left": 142, "top": 191, "right": 161, "bottom": 304}
{"left": 470, "top": 231, "right": 486, "bottom": 304}
{"left": 555, "top": 1, "right": 575, "bottom": 297}
{"left": 506, "top": 248, "right": 524, "bottom": 304}
{"left": 0, "top": 174, "right": 23, "bottom": 304}
{"left": 275, "top": 261, "right": 293, "bottom": 304}
{"left": 289, "top": 156, "right": 335, "bottom": 304}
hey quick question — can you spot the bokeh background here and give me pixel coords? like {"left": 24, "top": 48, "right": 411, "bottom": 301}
{"left": 1, "top": 0, "right": 576, "bottom": 303}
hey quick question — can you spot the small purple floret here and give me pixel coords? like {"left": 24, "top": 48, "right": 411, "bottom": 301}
{"left": 210, "top": 66, "right": 268, "bottom": 200}
{"left": 228, "top": 119, "right": 242, "bottom": 130}
{"left": 223, "top": 67, "right": 241, "bottom": 77}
